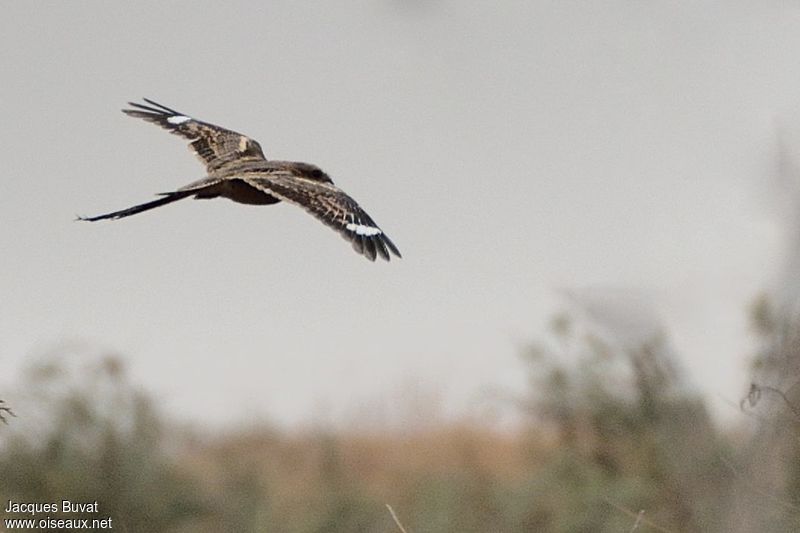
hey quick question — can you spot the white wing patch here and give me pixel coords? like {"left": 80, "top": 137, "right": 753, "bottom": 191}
{"left": 167, "top": 115, "right": 191, "bottom": 125}
{"left": 346, "top": 222, "right": 382, "bottom": 236}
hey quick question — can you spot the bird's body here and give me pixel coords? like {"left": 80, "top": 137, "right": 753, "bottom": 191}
{"left": 79, "top": 99, "right": 401, "bottom": 261}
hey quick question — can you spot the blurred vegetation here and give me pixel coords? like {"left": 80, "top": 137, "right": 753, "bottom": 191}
{"left": 0, "top": 355, "right": 207, "bottom": 532}
{"left": 2, "top": 300, "right": 800, "bottom": 532}
{"left": 723, "top": 292, "right": 800, "bottom": 533}
{"left": 514, "top": 313, "right": 734, "bottom": 533}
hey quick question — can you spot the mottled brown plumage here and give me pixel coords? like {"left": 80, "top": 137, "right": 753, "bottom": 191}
{"left": 79, "top": 99, "right": 401, "bottom": 261}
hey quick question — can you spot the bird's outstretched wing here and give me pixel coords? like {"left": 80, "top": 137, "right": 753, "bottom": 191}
{"left": 244, "top": 174, "right": 401, "bottom": 261}
{"left": 123, "top": 99, "right": 266, "bottom": 173}
{"left": 0, "top": 400, "right": 15, "bottom": 424}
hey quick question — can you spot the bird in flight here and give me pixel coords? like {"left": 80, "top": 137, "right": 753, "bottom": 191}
{"left": 79, "top": 99, "right": 401, "bottom": 261}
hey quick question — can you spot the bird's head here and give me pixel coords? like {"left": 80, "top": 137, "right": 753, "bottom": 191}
{"left": 295, "top": 162, "right": 332, "bottom": 184}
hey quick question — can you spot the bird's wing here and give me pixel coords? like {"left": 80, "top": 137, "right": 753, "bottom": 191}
{"left": 123, "top": 99, "right": 266, "bottom": 173}
{"left": 243, "top": 173, "right": 401, "bottom": 261}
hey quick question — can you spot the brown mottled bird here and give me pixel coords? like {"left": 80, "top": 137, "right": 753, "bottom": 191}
{"left": 79, "top": 99, "right": 401, "bottom": 261}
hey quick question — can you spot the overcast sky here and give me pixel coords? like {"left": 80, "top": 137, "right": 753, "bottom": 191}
{"left": 3, "top": 1, "right": 800, "bottom": 429}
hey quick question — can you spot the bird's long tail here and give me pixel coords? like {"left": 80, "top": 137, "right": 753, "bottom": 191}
{"left": 76, "top": 191, "right": 193, "bottom": 221}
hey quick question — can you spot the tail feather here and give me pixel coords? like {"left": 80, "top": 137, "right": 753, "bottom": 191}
{"left": 77, "top": 191, "right": 192, "bottom": 221}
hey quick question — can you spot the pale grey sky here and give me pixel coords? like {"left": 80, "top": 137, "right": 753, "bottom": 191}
{"left": 2, "top": 1, "right": 799, "bottom": 428}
